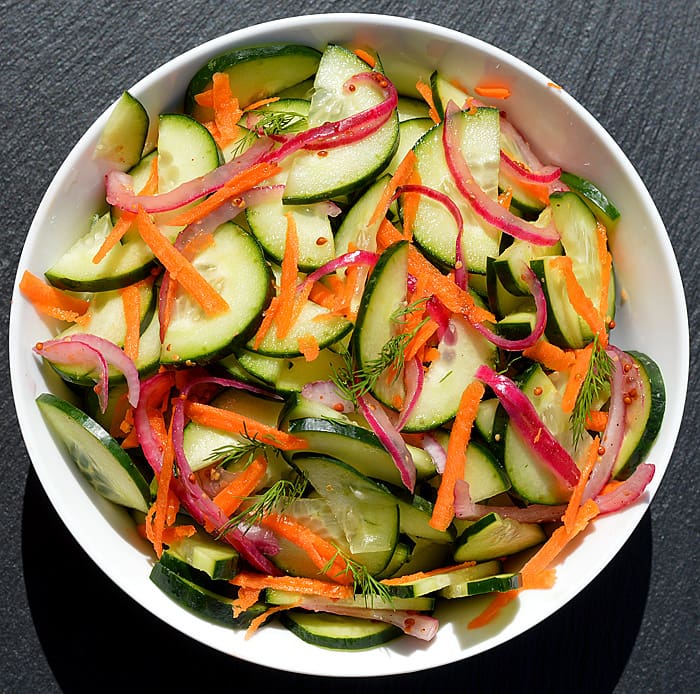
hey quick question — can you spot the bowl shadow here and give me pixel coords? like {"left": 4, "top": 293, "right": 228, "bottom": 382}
{"left": 22, "top": 467, "right": 651, "bottom": 694}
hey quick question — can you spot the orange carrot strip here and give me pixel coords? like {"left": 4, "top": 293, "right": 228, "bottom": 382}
{"left": 19, "top": 270, "right": 89, "bottom": 322}
{"left": 468, "top": 591, "right": 519, "bottom": 629}
{"left": 415, "top": 79, "right": 440, "bottom": 123}
{"left": 585, "top": 410, "right": 608, "bottom": 432}
{"left": 231, "top": 571, "right": 354, "bottom": 600}
{"left": 309, "top": 281, "right": 336, "bottom": 309}
{"left": 561, "top": 344, "right": 593, "bottom": 414}
{"left": 353, "top": 48, "right": 376, "bottom": 68}
{"left": 139, "top": 155, "right": 159, "bottom": 195}
{"left": 596, "top": 222, "right": 613, "bottom": 321}
{"left": 184, "top": 401, "right": 307, "bottom": 451}
{"left": 161, "top": 524, "right": 196, "bottom": 544}
{"left": 401, "top": 168, "right": 422, "bottom": 240}
{"left": 404, "top": 319, "right": 438, "bottom": 362}
{"left": 146, "top": 414, "right": 176, "bottom": 558}
{"left": 522, "top": 340, "right": 576, "bottom": 372}
{"left": 211, "top": 72, "right": 243, "bottom": 147}
{"left": 245, "top": 603, "right": 299, "bottom": 640}
{"left": 600, "top": 479, "right": 624, "bottom": 495}
{"left": 562, "top": 436, "right": 599, "bottom": 534}
{"left": 274, "top": 214, "right": 300, "bottom": 340}
{"left": 430, "top": 381, "right": 485, "bottom": 531}
{"left": 552, "top": 256, "right": 607, "bottom": 346}
{"left": 498, "top": 188, "right": 514, "bottom": 209}
{"left": 423, "top": 347, "right": 441, "bottom": 363}
{"left": 260, "top": 513, "right": 353, "bottom": 585}
{"left": 212, "top": 456, "right": 268, "bottom": 516}
{"left": 232, "top": 586, "right": 261, "bottom": 618}
{"left": 474, "top": 84, "right": 511, "bottom": 99}
{"left": 252, "top": 297, "right": 279, "bottom": 350}
{"left": 120, "top": 283, "right": 141, "bottom": 361}
{"left": 298, "top": 334, "right": 320, "bottom": 362}
{"left": 167, "top": 161, "right": 280, "bottom": 227}
{"left": 120, "top": 427, "right": 140, "bottom": 449}
{"left": 369, "top": 150, "right": 417, "bottom": 226}
{"left": 243, "top": 96, "right": 280, "bottom": 112}
{"left": 136, "top": 207, "right": 229, "bottom": 316}
{"left": 380, "top": 561, "right": 476, "bottom": 586}
{"left": 92, "top": 212, "right": 136, "bottom": 264}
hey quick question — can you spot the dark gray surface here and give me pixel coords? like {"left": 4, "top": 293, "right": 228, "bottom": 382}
{"left": 2, "top": 1, "right": 698, "bottom": 692}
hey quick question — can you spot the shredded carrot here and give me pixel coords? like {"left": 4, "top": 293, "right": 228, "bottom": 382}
{"left": 161, "top": 524, "right": 196, "bottom": 544}
{"left": 562, "top": 436, "right": 599, "bottom": 534}
{"left": 231, "top": 571, "right": 354, "bottom": 600}
{"left": 19, "top": 270, "right": 90, "bottom": 323}
{"left": 120, "top": 283, "right": 141, "bottom": 361}
{"left": 430, "top": 381, "right": 485, "bottom": 531}
{"left": 522, "top": 339, "right": 576, "bottom": 373}
{"left": 139, "top": 154, "right": 160, "bottom": 195}
{"left": 547, "top": 81, "right": 563, "bottom": 90}
{"left": 552, "top": 256, "right": 607, "bottom": 346}
{"left": 415, "top": 79, "right": 440, "bottom": 123}
{"left": 369, "top": 150, "right": 417, "bottom": 226}
{"left": 585, "top": 410, "right": 608, "bottom": 432}
{"left": 184, "top": 401, "right": 307, "bottom": 451}
{"left": 474, "top": 84, "right": 511, "bottom": 99}
{"left": 308, "top": 281, "right": 336, "bottom": 309}
{"left": 135, "top": 206, "right": 229, "bottom": 316}
{"left": 259, "top": 512, "right": 353, "bottom": 585}
{"left": 468, "top": 591, "right": 518, "bottom": 629}
{"left": 243, "top": 96, "right": 280, "bottom": 112}
{"left": 120, "top": 426, "right": 140, "bottom": 449}
{"left": 245, "top": 603, "right": 299, "bottom": 640}
{"left": 404, "top": 318, "right": 438, "bottom": 362}
{"left": 212, "top": 455, "right": 268, "bottom": 516}
{"left": 252, "top": 297, "right": 279, "bottom": 350}
{"left": 376, "top": 220, "right": 495, "bottom": 325}
{"left": 167, "top": 161, "right": 280, "bottom": 227}
{"left": 380, "top": 561, "right": 476, "bottom": 586}
{"left": 423, "top": 346, "right": 441, "bottom": 363}
{"left": 596, "top": 222, "right": 613, "bottom": 321}
{"left": 232, "top": 586, "right": 261, "bottom": 618}
{"left": 145, "top": 413, "right": 176, "bottom": 558}
{"left": 274, "top": 214, "right": 300, "bottom": 340}
{"left": 92, "top": 212, "right": 136, "bottom": 264}
{"left": 561, "top": 344, "right": 593, "bottom": 413}
{"left": 600, "top": 479, "right": 624, "bottom": 495}
{"left": 298, "top": 334, "right": 320, "bottom": 362}
{"left": 210, "top": 72, "right": 243, "bottom": 147}
{"left": 353, "top": 48, "right": 376, "bottom": 68}
{"left": 498, "top": 188, "right": 513, "bottom": 209}
{"left": 400, "top": 168, "right": 422, "bottom": 240}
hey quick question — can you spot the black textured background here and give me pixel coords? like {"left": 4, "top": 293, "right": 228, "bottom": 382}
{"left": 2, "top": 2, "right": 698, "bottom": 692}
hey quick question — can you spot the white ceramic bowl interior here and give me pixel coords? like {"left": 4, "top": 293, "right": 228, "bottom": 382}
{"left": 10, "top": 13, "right": 688, "bottom": 677}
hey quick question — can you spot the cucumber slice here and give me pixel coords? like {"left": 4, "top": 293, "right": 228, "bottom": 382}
{"left": 559, "top": 170, "right": 621, "bottom": 227}
{"left": 280, "top": 610, "right": 402, "bottom": 650}
{"left": 265, "top": 588, "right": 435, "bottom": 613}
{"left": 613, "top": 351, "right": 666, "bottom": 478}
{"left": 411, "top": 108, "right": 501, "bottom": 273}
{"left": 385, "top": 117, "right": 433, "bottom": 175}
{"left": 397, "top": 96, "right": 430, "bottom": 121}
{"left": 93, "top": 91, "right": 149, "bottom": 170}
{"left": 165, "top": 532, "right": 239, "bottom": 581}
{"left": 36, "top": 393, "right": 150, "bottom": 512}
{"left": 45, "top": 212, "right": 155, "bottom": 292}
{"left": 374, "top": 537, "right": 415, "bottom": 579}
{"left": 429, "top": 71, "right": 471, "bottom": 118}
{"left": 185, "top": 44, "right": 322, "bottom": 116}
{"left": 161, "top": 222, "right": 272, "bottom": 365}
{"left": 453, "top": 512, "right": 545, "bottom": 562}
{"left": 149, "top": 561, "right": 265, "bottom": 628}
{"left": 438, "top": 572, "right": 522, "bottom": 598}
{"left": 383, "top": 559, "right": 502, "bottom": 598}
{"left": 283, "top": 44, "right": 399, "bottom": 203}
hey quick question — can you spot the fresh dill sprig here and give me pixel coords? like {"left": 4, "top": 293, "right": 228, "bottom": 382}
{"left": 205, "top": 431, "right": 275, "bottom": 470}
{"left": 570, "top": 335, "right": 614, "bottom": 447}
{"left": 331, "top": 299, "right": 430, "bottom": 403}
{"left": 227, "top": 109, "right": 307, "bottom": 159}
{"left": 215, "top": 475, "right": 308, "bottom": 539}
{"left": 321, "top": 547, "right": 394, "bottom": 607}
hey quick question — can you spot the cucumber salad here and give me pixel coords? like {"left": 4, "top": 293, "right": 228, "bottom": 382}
{"left": 24, "top": 42, "right": 665, "bottom": 651}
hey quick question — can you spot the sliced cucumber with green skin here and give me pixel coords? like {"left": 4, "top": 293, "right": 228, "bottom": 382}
{"left": 496, "top": 311, "right": 537, "bottom": 341}
{"left": 559, "top": 170, "right": 620, "bottom": 227}
{"left": 280, "top": 610, "right": 402, "bottom": 650}
{"left": 438, "top": 572, "right": 522, "bottom": 598}
{"left": 36, "top": 393, "right": 150, "bottom": 512}
{"left": 185, "top": 44, "right": 322, "bottom": 116}
{"left": 235, "top": 348, "right": 346, "bottom": 395}
{"left": 181, "top": 388, "right": 288, "bottom": 477}
{"left": 265, "top": 588, "right": 435, "bottom": 613}
{"left": 397, "top": 96, "right": 430, "bottom": 122}
{"left": 286, "top": 417, "right": 436, "bottom": 486}
{"left": 613, "top": 351, "right": 666, "bottom": 479}
{"left": 430, "top": 71, "right": 471, "bottom": 118}
{"left": 216, "top": 350, "right": 269, "bottom": 387}
{"left": 149, "top": 561, "right": 265, "bottom": 628}
{"left": 45, "top": 212, "right": 155, "bottom": 292}
{"left": 161, "top": 222, "right": 272, "bottom": 365}
{"left": 385, "top": 117, "right": 433, "bottom": 175}
{"left": 453, "top": 512, "right": 546, "bottom": 562}
{"left": 486, "top": 255, "right": 535, "bottom": 320}
{"left": 165, "top": 532, "right": 239, "bottom": 581}
{"left": 93, "top": 91, "right": 149, "bottom": 170}
{"left": 48, "top": 280, "right": 155, "bottom": 386}
{"left": 374, "top": 536, "right": 415, "bottom": 579}
{"left": 391, "top": 538, "right": 453, "bottom": 577}
{"left": 410, "top": 108, "right": 501, "bottom": 273}
{"left": 474, "top": 398, "right": 500, "bottom": 446}
{"left": 283, "top": 44, "right": 399, "bottom": 204}
{"left": 383, "top": 559, "right": 502, "bottom": 598}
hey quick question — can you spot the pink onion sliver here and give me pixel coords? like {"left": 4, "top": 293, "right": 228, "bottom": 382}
{"left": 499, "top": 114, "right": 546, "bottom": 171}
{"left": 300, "top": 250, "right": 380, "bottom": 290}
{"left": 396, "top": 357, "right": 423, "bottom": 430}
{"left": 180, "top": 374, "right": 280, "bottom": 401}
{"left": 421, "top": 433, "right": 447, "bottom": 474}
{"left": 442, "top": 102, "right": 560, "bottom": 246}
{"left": 357, "top": 392, "right": 416, "bottom": 492}
{"left": 35, "top": 340, "right": 109, "bottom": 413}
{"left": 475, "top": 364, "right": 580, "bottom": 488}
{"left": 301, "top": 380, "right": 354, "bottom": 414}
{"left": 594, "top": 463, "right": 655, "bottom": 515}
{"left": 425, "top": 296, "right": 451, "bottom": 341}
{"left": 471, "top": 266, "right": 547, "bottom": 351}
{"left": 133, "top": 371, "right": 177, "bottom": 473}
{"left": 105, "top": 139, "right": 274, "bottom": 213}
{"left": 582, "top": 348, "right": 636, "bottom": 502}
{"left": 499, "top": 150, "right": 562, "bottom": 184}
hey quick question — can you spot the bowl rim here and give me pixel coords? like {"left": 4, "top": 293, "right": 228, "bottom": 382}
{"left": 9, "top": 11, "right": 689, "bottom": 677}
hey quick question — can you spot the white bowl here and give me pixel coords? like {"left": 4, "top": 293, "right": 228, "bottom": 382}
{"left": 9, "top": 13, "right": 688, "bottom": 677}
